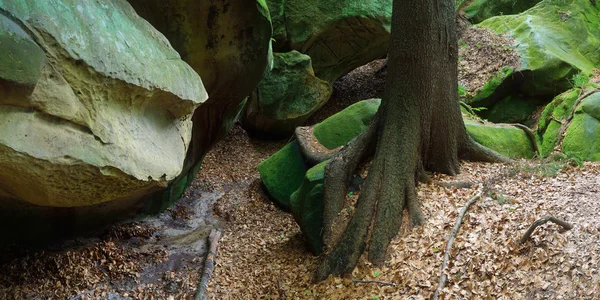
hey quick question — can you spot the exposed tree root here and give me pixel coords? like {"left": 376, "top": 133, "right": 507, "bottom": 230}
{"left": 195, "top": 228, "right": 222, "bottom": 300}
{"left": 461, "top": 135, "right": 512, "bottom": 163}
{"left": 433, "top": 189, "right": 483, "bottom": 300}
{"left": 321, "top": 117, "right": 378, "bottom": 246}
{"left": 295, "top": 126, "right": 341, "bottom": 166}
{"left": 459, "top": 101, "right": 477, "bottom": 116}
{"left": 519, "top": 216, "right": 573, "bottom": 244}
{"left": 510, "top": 123, "right": 539, "bottom": 156}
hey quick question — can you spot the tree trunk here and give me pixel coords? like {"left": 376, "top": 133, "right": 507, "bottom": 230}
{"left": 315, "top": 0, "right": 506, "bottom": 281}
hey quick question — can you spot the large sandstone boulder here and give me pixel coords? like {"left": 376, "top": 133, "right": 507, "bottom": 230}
{"left": 479, "top": 0, "right": 600, "bottom": 97}
{"left": 0, "top": 0, "right": 208, "bottom": 240}
{"left": 0, "top": 0, "right": 206, "bottom": 208}
{"left": 242, "top": 51, "right": 332, "bottom": 136}
{"left": 126, "top": 0, "right": 272, "bottom": 210}
{"left": 267, "top": 0, "right": 392, "bottom": 82}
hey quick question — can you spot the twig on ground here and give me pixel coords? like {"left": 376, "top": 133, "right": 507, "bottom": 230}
{"left": 519, "top": 216, "right": 573, "bottom": 244}
{"left": 433, "top": 189, "right": 483, "bottom": 300}
{"left": 352, "top": 280, "right": 398, "bottom": 287}
{"left": 195, "top": 228, "right": 222, "bottom": 300}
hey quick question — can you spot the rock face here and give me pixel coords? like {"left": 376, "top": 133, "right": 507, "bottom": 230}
{"left": 462, "top": 0, "right": 542, "bottom": 24}
{"left": 0, "top": 1, "right": 206, "bottom": 210}
{"left": 537, "top": 88, "right": 600, "bottom": 161}
{"left": 480, "top": 0, "right": 600, "bottom": 96}
{"left": 242, "top": 51, "right": 332, "bottom": 136}
{"left": 125, "top": 0, "right": 272, "bottom": 211}
{"left": 267, "top": 0, "right": 392, "bottom": 82}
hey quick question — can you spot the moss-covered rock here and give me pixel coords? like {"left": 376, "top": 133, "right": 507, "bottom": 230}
{"left": 480, "top": 0, "right": 600, "bottom": 96}
{"left": 313, "top": 99, "right": 381, "bottom": 149}
{"left": 463, "top": 0, "right": 542, "bottom": 24}
{"left": 482, "top": 95, "right": 545, "bottom": 124}
{"left": 242, "top": 51, "right": 332, "bottom": 136}
{"left": 470, "top": 66, "right": 518, "bottom": 108}
{"left": 562, "top": 92, "right": 600, "bottom": 161}
{"left": 258, "top": 141, "right": 308, "bottom": 208}
{"left": 267, "top": 0, "right": 392, "bottom": 82}
{"left": 465, "top": 120, "right": 535, "bottom": 158}
{"left": 258, "top": 99, "right": 380, "bottom": 207}
{"left": 536, "top": 89, "right": 581, "bottom": 157}
{"left": 289, "top": 160, "right": 327, "bottom": 254}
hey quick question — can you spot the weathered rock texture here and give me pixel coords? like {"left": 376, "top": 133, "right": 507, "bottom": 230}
{"left": 242, "top": 51, "right": 332, "bottom": 136}
{"left": 127, "top": 0, "right": 272, "bottom": 211}
{"left": 0, "top": 1, "right": 206, "bottom": 211}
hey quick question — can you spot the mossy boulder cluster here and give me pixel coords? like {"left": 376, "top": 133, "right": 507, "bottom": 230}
{"left": 267, "top": 0, "right": 392, "bottom": 82}
{"left": 243, "top": 0, "right": 394, "bottom": 136}
{"left": 259, "top": 99, "right": 536, "bottom": 253}
{"left": 467, "top": 0, "right": 600, "bottom": 124}
{"left": 0, "top": 0, "right": 271, "bottom": 240}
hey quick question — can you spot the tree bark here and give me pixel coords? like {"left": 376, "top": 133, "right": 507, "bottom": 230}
{"left": 315, "top": 0, "right": 508, "bottom": 281}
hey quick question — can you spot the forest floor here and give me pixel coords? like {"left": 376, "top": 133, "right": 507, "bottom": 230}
{"left": 1, "top": 20, "right": 599, "bottom": 299}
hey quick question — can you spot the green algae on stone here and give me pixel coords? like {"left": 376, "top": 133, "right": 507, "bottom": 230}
{"left": 258, "top": 141, "right": 308, "bottom": 208}
{"left": 480, "top": 0, "right": 600, "bottom": 96}
{"left": 464, "top": 0, "right": 542, "bottom": 24}
{"left": 0, "top": 14, "right": 46, "bottom": 87}
{"left": 465, "top": 120, "right": 535, "bottom": 158}
{"left": 289, "top": 160, "right": 328, "bottom": 254}
{"left": 242, "top": 51, "right": 332, "bottom": 136}
{"left": 313, "top": 99, "right": 381, "bottom": 149}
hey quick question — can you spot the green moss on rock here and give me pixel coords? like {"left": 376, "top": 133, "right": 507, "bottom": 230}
{"left": 483, "top": 94, "right": 543, "bottom": 124}
{"left": 289, "top": 160, "right": 328, "bottom": 254}
{"left": 465, "top": 120, "right": 535, "bottom": 158}
{"left": 258, "top": 141, "right": 308, "bottom": 208}
{"left": 470, "top": 66, "right": 515, "bottom": 108}
{"left": 242, "top": 51, "right": 332, "bottom": 136}
{"left": 562, "top": 92, "right": 600, "bottom": 161}
{"left": 313, "top": 99, "right": 381, "bottom": 149}
{"left": 536, "top": 89, "right": 580, "bottom": 157}
{"left": 268, "top": 0, "right": 392, "bottom": 81}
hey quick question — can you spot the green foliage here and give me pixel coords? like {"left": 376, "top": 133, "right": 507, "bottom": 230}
{"left": 570, "top": 72, "right": 591, "bottom": 89}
